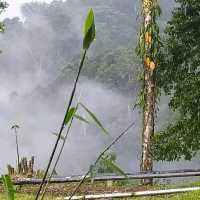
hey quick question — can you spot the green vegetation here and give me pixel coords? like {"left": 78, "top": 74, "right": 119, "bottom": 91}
{"left": 137, "top": 191, "right": 200, "bottom": 200}
{"left": 0, "top": 194, "right": 55, "bottom": 200}
{"left": 1, "top": 0, "right": 200, "bottom": 199}
{"left": 0, "top": 0, "right": 7, "bottom": 33}
{"left": 35, "top": 8, "right": 97, "bottom": 200}
{"left": 0, "top": 190, "right": 200, "bottom": 200}
{"left": 154, "top": 0, "right": 200, "bottom": 161}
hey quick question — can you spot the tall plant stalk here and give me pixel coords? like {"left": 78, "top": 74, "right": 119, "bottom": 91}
{"left": 35, "top": 51, "right": 86, "bottom": 200}
{"left": 35, "top": 8, "right": 96, "bottom": 200}
{"left": 11, "top": 125, "right": 20, "bottom": 172}
{"left": 40, "top": 111, "right": 75, "bottom": 200}
{"left": 136, "top": 0, "right": 161, "bottom": 184}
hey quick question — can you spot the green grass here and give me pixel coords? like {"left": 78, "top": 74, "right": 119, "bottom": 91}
{"left": 0, "top": 193, "right": 57, "bottom": 199}
{"left": 135, "top": 191, "right": 200, "bottom": 199}
{"left": 0, "top": 191, "right": 200, "bottom": 200}
{"left": 1, "top": 180, "right": 200, "bottom": 199}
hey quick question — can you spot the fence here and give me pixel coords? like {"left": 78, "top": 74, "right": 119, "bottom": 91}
{"left": 10, "top": 169, "right": 200, "bottom": 185}
{"left": 2, "top": 169, "right": 200, "bottom": 199}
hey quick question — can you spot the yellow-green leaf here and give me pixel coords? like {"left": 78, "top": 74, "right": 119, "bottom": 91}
{"left": 83, "top": 8, "right": 96, "bottom": 50}
{"left": 64, "top": 107, "right": 76, "bottom": 125}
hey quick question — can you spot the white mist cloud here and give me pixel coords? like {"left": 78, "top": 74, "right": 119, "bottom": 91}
{"left": 1, "top": 0, "right": 55, "bottom": 19}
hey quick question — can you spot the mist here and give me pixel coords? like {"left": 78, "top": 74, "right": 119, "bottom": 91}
{"left": 0, "top": 0, "right": 198, "bottom": 177}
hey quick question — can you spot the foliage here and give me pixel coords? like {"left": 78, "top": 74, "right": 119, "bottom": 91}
{"left": 63, "top": 107, "right": 76, "bottom": 126}
{"left": 79, "top": 103, "right": 108, "bottom": 135}
{"left": 0, "top": 175, "right": 15, "bottom": 200}
{"left": 154, "top": 0, "right": 200, "bottom": 161}
{"left": 135, "top": 0, "right": 162, "bottom": 109}
{"left": 0, "top": 0, "right": 7, "bottom": 32}
{"left": 52, "top": 102, "right": 108, "bottom": 139}
{"left": 0, "top": 0, "right": 136, "bottom": 78}
{"left": 59, "top": 47, "right": 140, "bottom": 92}
{"left": 93, "top": 152, "right": 117, "bottom": 174}
{"left": 89, "top": 152, "right": 127, "bottom": 182}
{"left": 35, "top": 8, "right": 96, "bottom": 200}
{"left": 83, "top": 8, "right": 96, "bottom": 50}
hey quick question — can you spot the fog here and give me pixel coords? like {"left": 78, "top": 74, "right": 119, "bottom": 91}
{"left": 0, "top": 0, "right": 198, "bottom": 177}
{"left": 0, "top": 78, "right": 141, "bottom": 175}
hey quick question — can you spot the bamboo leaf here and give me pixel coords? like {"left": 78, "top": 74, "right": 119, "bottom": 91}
{"left": 83, "top": 8, "right": 96, "bottom": 50}
{"left": 79, "top": 103, "right": 108, "bottom": 135}
{"left": 102, "top": 158, "right": 127, "bottom": 178}
{"left": 1, "top": 175, "right": 15, "bottom": 200}
{"left": 84, "top": 8, "right": 94, "bottom": 35}
{"left": 74, "top": 114, "right": 90, "bottom": 124}
{"left": 64, "top": 107, "right": 76, "bottom": 125}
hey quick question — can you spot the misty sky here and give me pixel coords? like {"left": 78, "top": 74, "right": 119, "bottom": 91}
{"left": 1, "top": 0, "right": 55, "bottom": 19}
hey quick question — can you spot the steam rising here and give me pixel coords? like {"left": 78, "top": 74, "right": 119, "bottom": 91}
{"left": 0, "top": 0, "right": 197, "bottom": 177}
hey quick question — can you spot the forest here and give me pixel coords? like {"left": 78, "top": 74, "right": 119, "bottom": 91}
{"left": 0, "top": 0, "right": 200, "bottom": 199}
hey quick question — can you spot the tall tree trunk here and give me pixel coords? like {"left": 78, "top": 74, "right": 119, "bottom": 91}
{"left": 140, "top": 70, "right": 155, "bottom": 184}
{"left": 140, "top": 0, "right": 157, "bottom": 185}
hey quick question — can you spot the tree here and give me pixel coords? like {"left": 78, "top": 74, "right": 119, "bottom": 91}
{"left": 136, "top": 0, "right": 161, "bottom": 184}
{"left": 0, "top": 1, "right": 8, "bottom": 32}
{"left": 154, "top": 0, "right": 200, "bottom": 161}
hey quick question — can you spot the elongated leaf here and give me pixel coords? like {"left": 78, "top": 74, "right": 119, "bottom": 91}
{"left": 83, "top": 8, "right": 96, "bottom": 50}
{"left": 79, "top": 103, "right": 108, "bottom": 135}
{"left": 64, "top": 107, "right": 76, "bottom": 125}
{"left": 1, "top": 175, "right": 15, "bottom": 200}
{"left": 84, "top": 8, "right": 94, "bottom": 35}
{"left": 74, "top": 114, "right": 90, "bottom": 124}
{"left": 52, "top": 132, "right": 65, "bottom": 140}
{"left": 102, "top": 158, "right": 127, "bottom": 178}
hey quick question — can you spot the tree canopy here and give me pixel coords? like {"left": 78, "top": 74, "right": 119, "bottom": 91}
{"left": 154, "top": 0, "right": 200, "bottom": 161}
{"left": 0, "top": 1, "right": 7, "bottom": 32}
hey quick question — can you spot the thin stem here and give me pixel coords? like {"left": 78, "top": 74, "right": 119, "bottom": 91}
{"left": 15, "top": 129, "right": 20, "bottom": 171}
{"left": 35, "top": 50, "right": 87, "bottom": 200}
{"left": 40, "top": 114, "right": 75, "bottom": 200}
{"left": 68, "top": 121, "right": 135, "bottom": 200}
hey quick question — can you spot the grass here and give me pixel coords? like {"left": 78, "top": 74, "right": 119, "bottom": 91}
{"left": 0, "top": 193, "right": 56, "bottom": 199}
{"left": 135, "top": 191, "right": 200, "bottom": 199}
{"left": 1, "top": 180, "right": 200, "bottom": 199}
{"left": 0, "top": 190, "right": 200, "bottom": 200}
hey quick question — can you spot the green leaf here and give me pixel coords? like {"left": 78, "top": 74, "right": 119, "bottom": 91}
{"left": 102, "top": 157, "right": 127, "bottom": 178}
{"left": 64, "top": 107, "right": 76, "bottom": 125}
{"left": 74, "top": 114, "right": 90, "bottom": 124}
{"left": 52, "top": 132, "right": 65, "bottom": 140}
{"left": 1, "top": 175, "right": 15, "bottom": 200}
{"left": 84, "top": 8, "right": 94, "bottom": 35}
{"left": 83, "top": 8, "right": 96, "bottom": 50}
{"left": 79, "top": 103, "right": 108, "bottom": 135}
